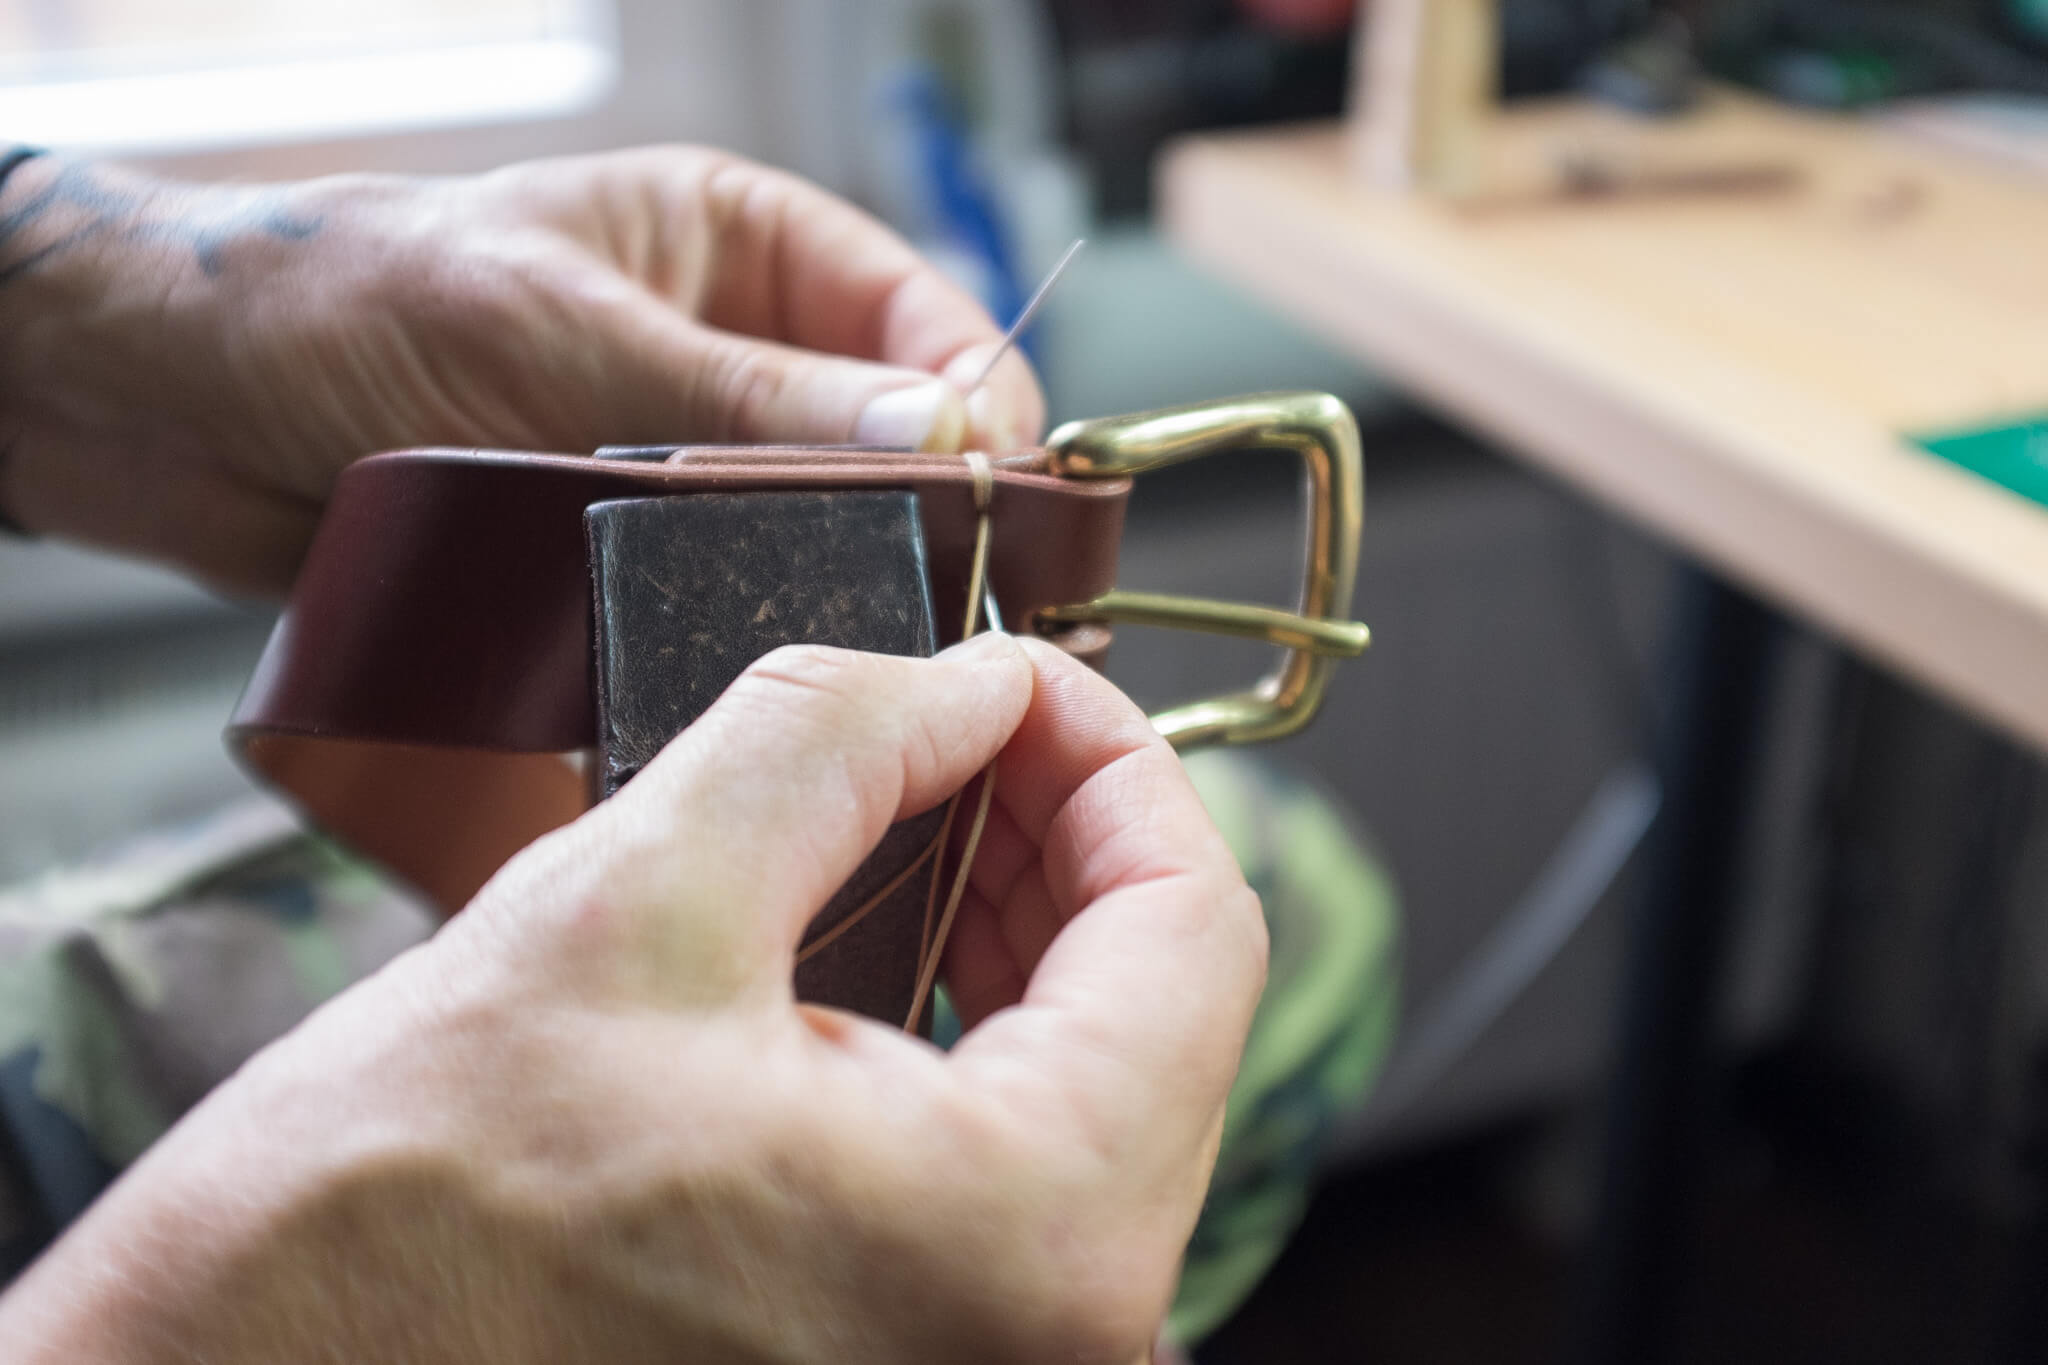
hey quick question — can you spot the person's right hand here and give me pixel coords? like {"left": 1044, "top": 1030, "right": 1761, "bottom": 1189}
{"left": 0, "top": 634, "right": 1266, "bottom": 1364}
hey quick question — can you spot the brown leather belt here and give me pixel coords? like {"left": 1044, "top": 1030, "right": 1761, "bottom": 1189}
{"left": 226, "top": 393, "right": 1372, "bottom": 1022}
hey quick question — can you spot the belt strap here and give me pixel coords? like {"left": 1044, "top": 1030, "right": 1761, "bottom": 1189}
{"left": 227, "top": 446, "right": 1129, "bottom": 913}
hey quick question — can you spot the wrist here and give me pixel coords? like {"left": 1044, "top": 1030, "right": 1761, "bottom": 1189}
{"left": 0, "top": 152, "right": 121, "bottom": 395}
{"left": 0, "top": 147, "right": 50, "bottom": 534}
{"left": 0, "top": 153, "right": 170, "bottom": 537}
{"left": 0, "top": 155, "right": 268, "bottom": 553}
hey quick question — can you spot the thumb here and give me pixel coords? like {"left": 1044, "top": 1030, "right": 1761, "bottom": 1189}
{"left": 464, "top": 634, "right": 1032, "bottom": 1011}
{"left": 676, "top": 324, "right": 972, "bottom": 452}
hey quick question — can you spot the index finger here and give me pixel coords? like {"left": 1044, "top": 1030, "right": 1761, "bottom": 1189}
{"left": 948, "top": 639, "right": 1268, "bottom": 1161}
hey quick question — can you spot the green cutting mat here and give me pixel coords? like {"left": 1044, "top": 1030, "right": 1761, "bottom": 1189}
{"left": 1915, "top": 416, "right": 2048, "bottom": 509}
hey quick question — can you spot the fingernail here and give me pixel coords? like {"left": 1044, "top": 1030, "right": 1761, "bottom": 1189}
{"left": 854, "top": 380, "right": 964, "bottom": 452}
{"left": 937, "top": 630, "right": 1020, "bottom": 666}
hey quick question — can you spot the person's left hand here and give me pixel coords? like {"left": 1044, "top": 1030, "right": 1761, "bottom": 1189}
{"left": 0, "top": 635, "right": 1265, "bottom": 1365}
{"left": 0, "top": 147, "right": 1043, "bottom": 592}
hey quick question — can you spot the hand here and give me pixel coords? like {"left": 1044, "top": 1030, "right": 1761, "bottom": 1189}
{"left": 0, "top": 148, "right": 1043, "bottom": 593}
{"left": 0, "top": 635, "right": 1265, "bottom": 1364}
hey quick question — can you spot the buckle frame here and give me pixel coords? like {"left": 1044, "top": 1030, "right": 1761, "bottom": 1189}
{"left": 1041, "top": 392, "right": 1369, "bottom": 748}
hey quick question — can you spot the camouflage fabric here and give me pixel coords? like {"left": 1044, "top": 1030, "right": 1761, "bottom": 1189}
{"left": 0, "top": 754, "right": 1398, "bottom": 1343}
{"left": 0, "top": 799, "right": 435, "bottom": 1279}
{"left": 1166, "top": 751, "right": 1399, "bottom": 1345}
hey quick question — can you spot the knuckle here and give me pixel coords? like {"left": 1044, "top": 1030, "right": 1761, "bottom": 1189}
{"left": 701, "top": 340, "right": 789, "bottom": 441}
{"left": 720, "top": 647, "right": 877, "bottom": 766}
{"left": 455, "top": 815, "right": 617, "bottom": 957}
{"left": 737, "top": 642, "right": 868, "bottom": 708}
{"left": 895, "top": 704, "right": 955, "bottom": 797}
{"left": 725, "top": 645, "right": 911, "bottom": 808}
{"left": 696, "top": 148, "right": 786, "bottom": 233}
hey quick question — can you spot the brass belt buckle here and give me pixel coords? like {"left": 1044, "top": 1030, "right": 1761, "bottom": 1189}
{"left": 1041, "top": 391, "right": 1370, "bottom": 747}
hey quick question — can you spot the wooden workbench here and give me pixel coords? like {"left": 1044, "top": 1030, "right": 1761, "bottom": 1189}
{"left": 1160, "top": 90, "right": 2048, "bottom": 753}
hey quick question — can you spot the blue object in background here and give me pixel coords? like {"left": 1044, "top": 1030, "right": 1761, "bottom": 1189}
{"left": 891, "top": 69, "right": 1036, "bottom": 362}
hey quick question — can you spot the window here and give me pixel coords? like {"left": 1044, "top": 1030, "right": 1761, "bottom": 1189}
{"left": 0, "top": 0, "right": 616, "bottom": 153}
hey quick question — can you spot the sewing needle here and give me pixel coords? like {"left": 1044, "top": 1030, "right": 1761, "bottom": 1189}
{"left": 967, "top": 237, "right": 1085, "bottom": 395}
{"left": 961, "top": 238, "right": 1082, "bottom": 635}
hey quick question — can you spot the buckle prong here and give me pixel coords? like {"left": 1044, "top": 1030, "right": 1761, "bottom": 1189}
{"left": 1036, "top": 590, "right": 1368, "bottom": 658}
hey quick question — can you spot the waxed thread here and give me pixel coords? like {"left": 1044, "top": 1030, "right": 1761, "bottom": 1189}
{"left": 794, "top": 836, "right": 940, "bottom": 965}
{"left": 782, "top": 454, "right": 999, "bottom": 1034}
{"left": 904, "top": 451, "right": 999, "bottom": 1032}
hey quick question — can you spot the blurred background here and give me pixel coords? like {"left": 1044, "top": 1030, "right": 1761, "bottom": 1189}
{"left": 4, "top": 2, "right": 2048, "bottom": 1361}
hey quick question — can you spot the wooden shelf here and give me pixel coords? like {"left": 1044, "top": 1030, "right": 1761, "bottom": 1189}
{"left": 1161, "top": 91, "right": 2048, "bottom": 752}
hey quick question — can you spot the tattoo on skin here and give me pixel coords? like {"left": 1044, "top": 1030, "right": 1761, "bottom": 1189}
{"left": 0, "top": 158, "right": 322, "bottom": 288}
